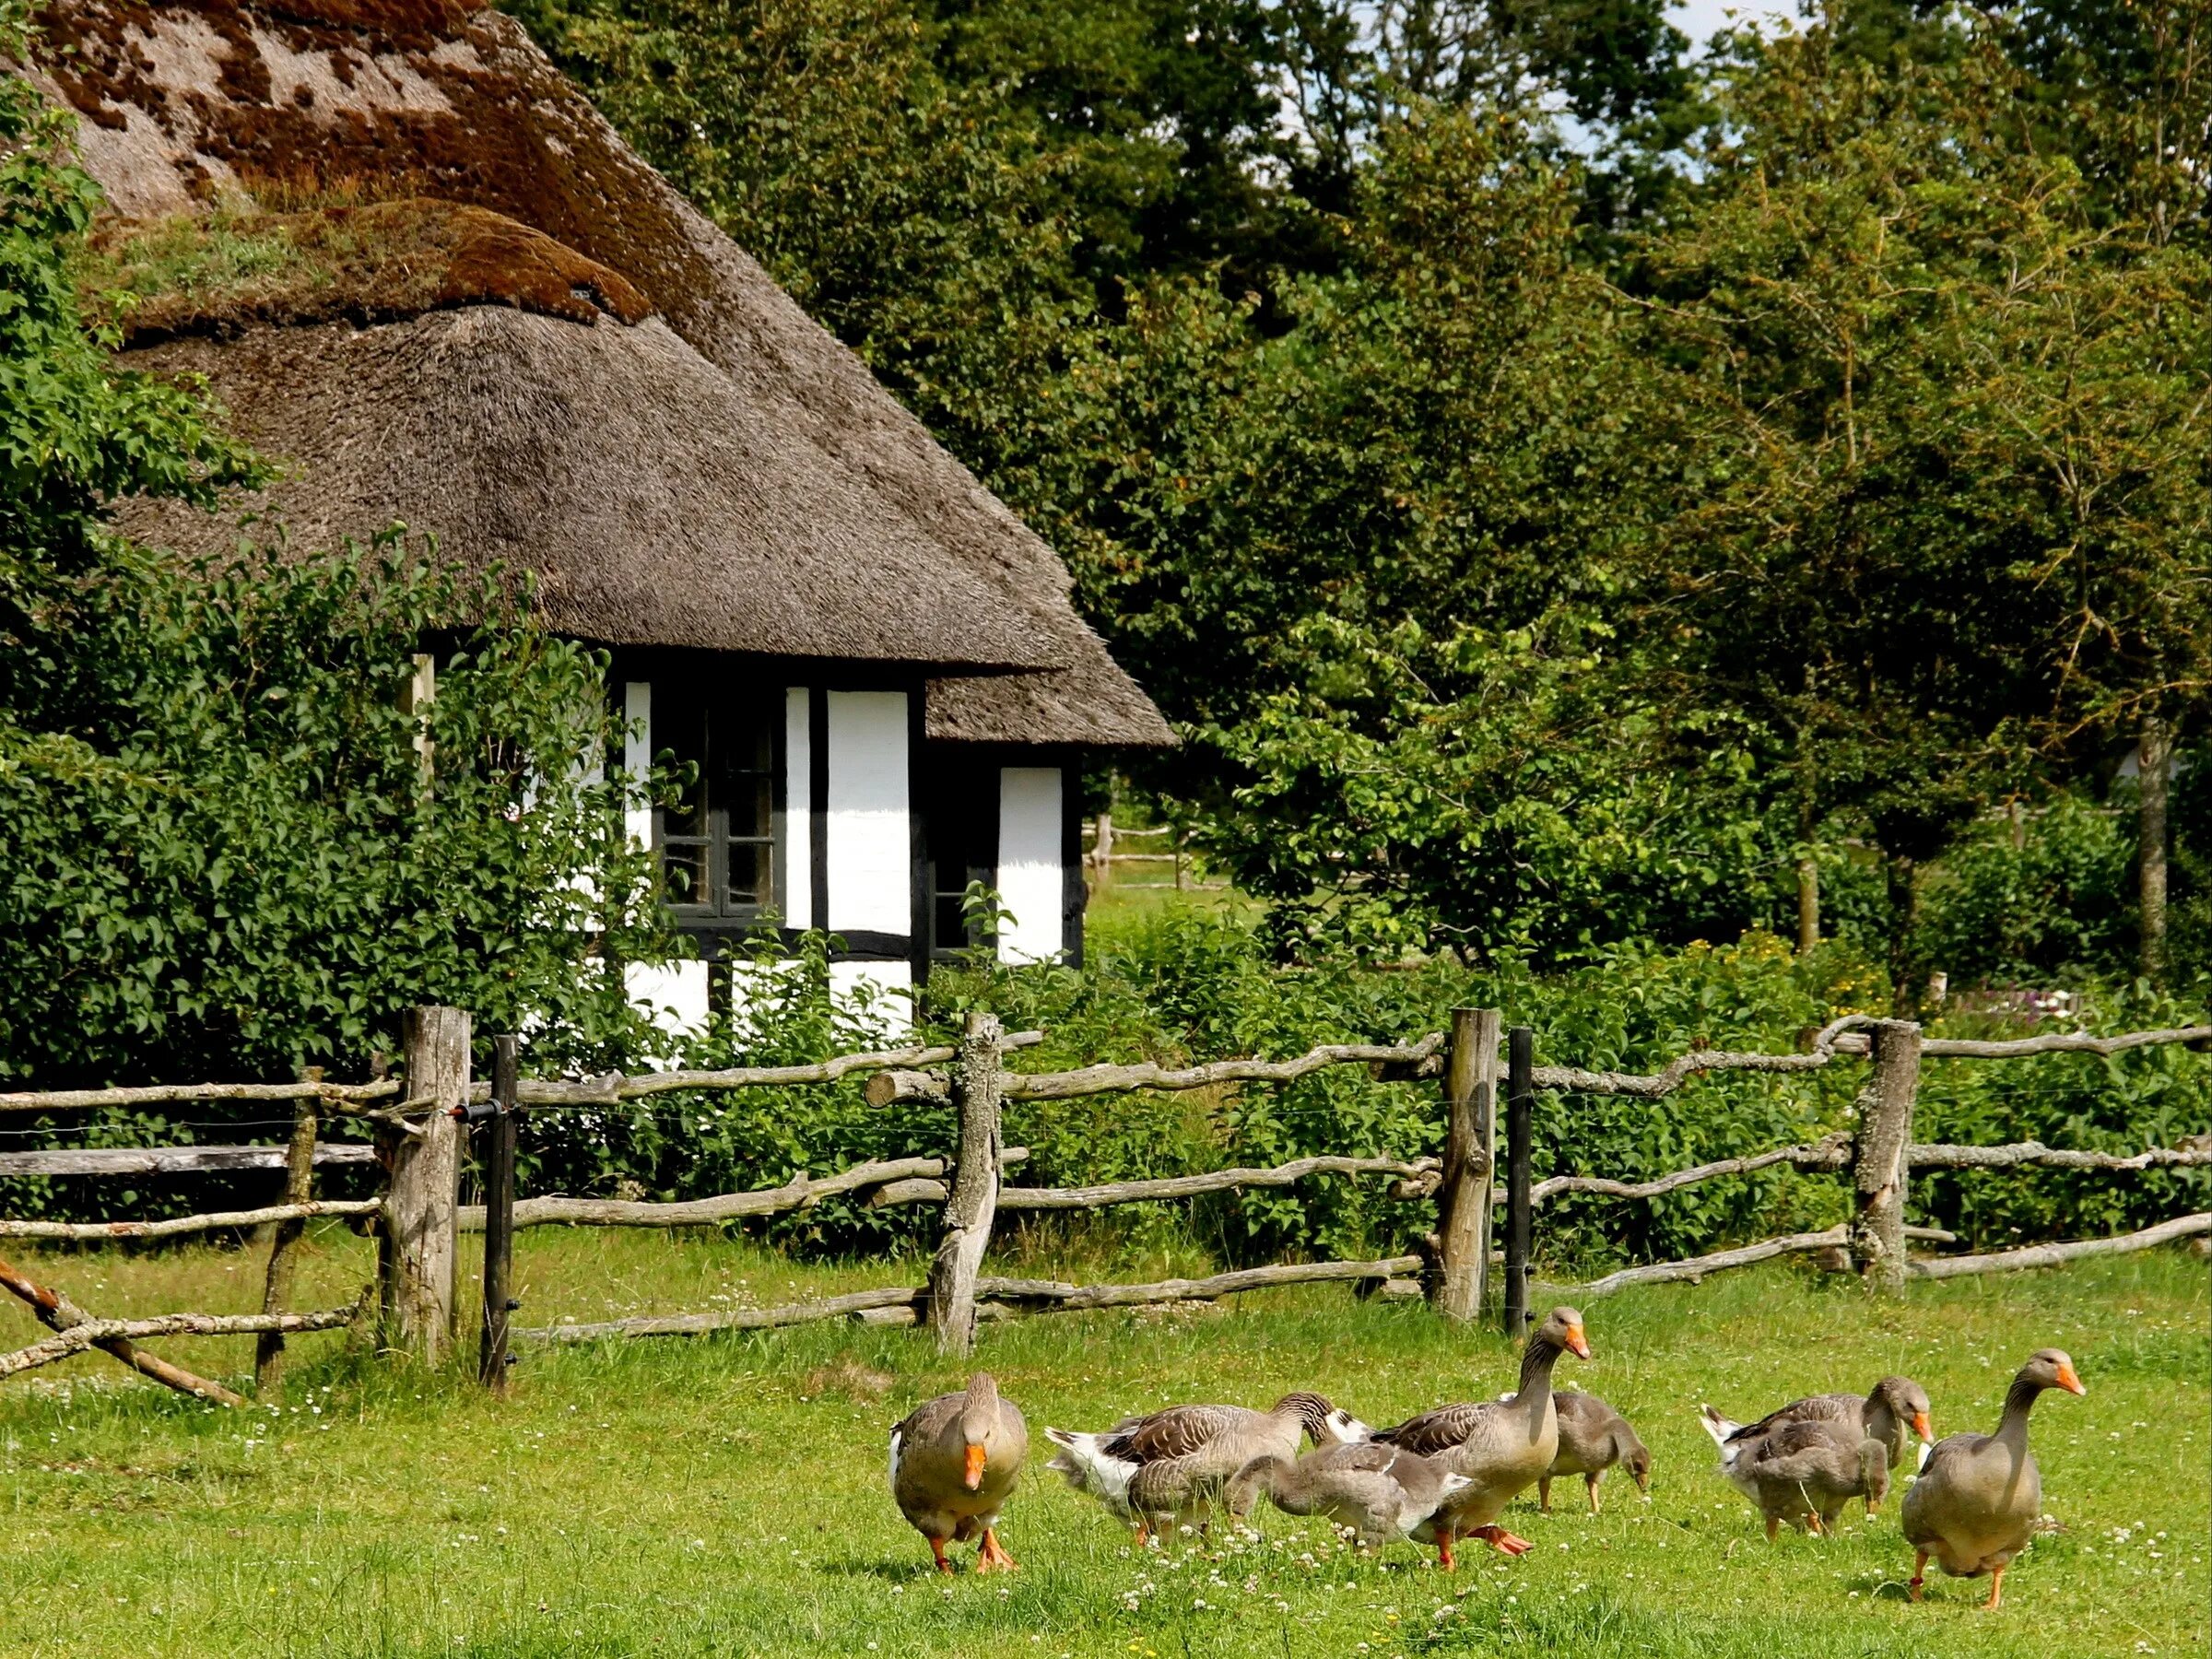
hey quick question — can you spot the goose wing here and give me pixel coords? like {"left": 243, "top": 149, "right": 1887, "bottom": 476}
{"left": 1726, "top": 1392, "right": 1857, "bottom": 1444}
{"left": 1374, "top": 1402, "right": 1495, "bottom": 1457}
{"left": 1104, "top": 1404, "right": 1256, "bottom": 1463}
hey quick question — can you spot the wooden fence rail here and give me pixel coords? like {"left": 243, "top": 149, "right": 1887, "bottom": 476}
{"left": 0, "top": 1199, "right": 380, "bottom": 1242}
{"left": 0, "top": 1144, "right": 378, "bottom": 1178}
{"left": 513, "top": 1255, "right": 1426, "bottom": 1346}
{"left": 0, "top": 1304, "right": 364, "bottom": 1382}
{"left": 455, "top": 1152, "right": 1032, "bottom": 1231}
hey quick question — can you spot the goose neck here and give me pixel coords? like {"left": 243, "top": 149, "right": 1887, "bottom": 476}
{"left": 1512, "top": 1333, "right": 1563, "bottom": 1407}
{"left": 1994, "top": 1374, "right": 2044, "bottom": 1449}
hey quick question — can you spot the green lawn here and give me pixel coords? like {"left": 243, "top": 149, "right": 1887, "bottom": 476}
{"left": 0, "top": 1230, "right": 2203, "bottom": 1658}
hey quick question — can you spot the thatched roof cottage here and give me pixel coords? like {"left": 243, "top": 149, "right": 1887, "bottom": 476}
{"left": 30, "top": 0, "right": 1172, "bottom": 1024}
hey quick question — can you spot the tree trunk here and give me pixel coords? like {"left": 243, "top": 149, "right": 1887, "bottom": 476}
{"left": 1886, "top": 854, "right": 1918, "bottom": 1013}
{"left": 2139, "top": 712, "right": 2170, "bottom": 983}
{"left": 1795, "top": 851, "right": 1820, "bottom": 956}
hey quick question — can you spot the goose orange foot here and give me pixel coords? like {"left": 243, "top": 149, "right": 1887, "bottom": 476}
{"left": 975, "top": 1529, "right": 1020, "bottom": 1574}
{"left": 928, "top": 1536, "right": 955, "bottom": 1574}
{"left": 1468, "top": 1525, "right": 1532, "bottom": 1557}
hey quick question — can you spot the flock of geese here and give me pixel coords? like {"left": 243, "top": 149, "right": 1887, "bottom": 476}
{"left": 886, "top": 1306, "right": 2088, "bottom": 1610}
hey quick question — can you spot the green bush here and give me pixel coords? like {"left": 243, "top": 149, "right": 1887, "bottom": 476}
{"left": 1913, "top": 798, "right": 2135, "bottom": 985}
{"left": 531, "top": 914, "right": 2206, "bottom": 1273}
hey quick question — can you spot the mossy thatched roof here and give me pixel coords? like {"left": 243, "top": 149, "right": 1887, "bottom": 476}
{"left": 84, "top": 198, "right": 654, "bottom": 339}
{"left": 35, "top": 0, "right": 1172, "bottom": 746}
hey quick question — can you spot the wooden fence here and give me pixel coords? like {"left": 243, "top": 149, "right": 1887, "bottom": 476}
{"left": 1, "top": 1009, "right": 2206, "bottom": 1396}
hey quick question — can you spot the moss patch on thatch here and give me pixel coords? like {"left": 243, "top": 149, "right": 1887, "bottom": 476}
{"left": 82, "top": 198, "right": 653, "bottom": 341}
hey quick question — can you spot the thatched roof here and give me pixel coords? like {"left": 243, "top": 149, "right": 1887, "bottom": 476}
{"left": 33, "top": 0, "right": 1175, "bottom": 746}
{"left": 121, "top": 304, "right": 1068, "bottom": 669}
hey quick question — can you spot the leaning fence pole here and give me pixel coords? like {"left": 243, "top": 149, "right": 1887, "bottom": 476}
{"left": 478, "top": 1035, "right": 521, "bottom": 1392}
{"left": 253, "top": 1066, "right": 322, "bottom": 1397}
{"left": 382, "top": 1006, "right": 470, "bottom": 1364}
{"left": 1850, "top": 1018, "right": 1921, "bottom": 1293}
{"left": 1503, "top": 1026, "right": 1535, "bottom": 1335}
{"left": 1432, "top": 1007, "right": 1500, "bottom": 1321}
{"left": 928, "top": 1012, "right": 1006, "bottom": 1357}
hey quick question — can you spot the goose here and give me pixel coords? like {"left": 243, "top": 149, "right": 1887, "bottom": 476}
{"left": 1228, "top": 1441, "right": 1474, "bottom": 1552}
{"left": 888, "top": 1372, "right": 1028, "bottom": 1573}
{"left": 1045, "top": 1393, "right": 1368, "bottom": 1543}
{"left": 1700, "top": 1373, "right": 1932, "bottom": 1511}
{"left": 1737, "top": 1418, "right": 1889, "bottom": 1539}
{"left": 1373, "top": 1305, "right": 1592, "bottom": 1566}
{"left": 1543, "top": 1390, "right": 1650, "bottom": 1513}
{"left": 1903, "top": 1347, "right": 2084, "bottom": 1609}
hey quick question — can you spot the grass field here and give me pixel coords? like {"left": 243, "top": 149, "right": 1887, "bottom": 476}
{"left": 0, "top": 1229, "right": 2203, "bottom": 1658}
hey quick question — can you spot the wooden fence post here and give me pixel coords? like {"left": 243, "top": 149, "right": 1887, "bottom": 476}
{"left": 478, "top": 1035, "right": 519, "bottom": 1392}
{"left": 1432, "top": 1007, "right": 1500, "bottom": 1321}
{"left": 927, "top": 1011, "right": 1005, "bottom": 1356}
{"left": 382, "top": 1006, "right": 470, "bottom": 1364}
{"left": 1503, "top": 1026, "right": 1535, "bottom": 1335}
{"left": 253, "top": 1066, "right": 322, "bottom": 1396}
{"left": 1850, "top": 1018, "right": 1921, "bottom": 1293}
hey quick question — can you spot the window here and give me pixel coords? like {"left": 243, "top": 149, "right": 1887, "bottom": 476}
{"left": 923, "top": 760, "right": 996, "bottom": 959}
{"left": 654, "top": 688, "right": 779, "bottom": 924}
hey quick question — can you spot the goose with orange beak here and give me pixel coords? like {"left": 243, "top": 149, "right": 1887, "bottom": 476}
{"left": 1374, "top": 1306, "right": 1592, "bottom": 1567}
{"left": 889, "top": 1372, "right": 1029, "bottom": 1573}
{"left": 1902, "top": 1348, "right": 2085, "bottom": 1609}
{"left": 1701, "top": 1374, "right": 1934, "bottom": 1516}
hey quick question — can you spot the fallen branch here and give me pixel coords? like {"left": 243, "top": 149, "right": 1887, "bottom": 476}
{"left": 514, "top": 1286, "right": 919, "bottom": 1343}
{"left": 0, "top": 1304, "right": 363, "bottom": 1381}
{"left": 973, "top": 1255, "right": 1425, "bottom": 1312}
{"left": 457, "top": 1151, "right": 1030, "bottom": 1230}
{"left": 1907, "top": 1140, "right": 2212, "bottom": 1172}
{"left": 995, "top": 1155, "right": 1439, "bottom": 1211}
{"left": 996, "top": 1036, "right": 1445, "bottom": 1103}
{"left": 1561, "top": 1229, "right": 1850, "bottom": 1300}
{"left": 1908, "top": 1213, "right": 2212, "bottom": 1280}
{"left": 0, "top": 1145, "right": 378, "bottom": 1178}
{"left": 1532, "top": 1136, "right": 1852, "bottom": 1205}
{"left": 0, "top": 1199, "right": 380, "bottom": 1241}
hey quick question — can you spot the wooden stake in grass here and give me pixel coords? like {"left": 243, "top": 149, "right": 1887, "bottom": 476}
{"left": 382, "top": 1006, "right": 470, "bottom": 1364}
{"left": 1850, "top": 1019, "right": 1920, "bottom": 1294}
{"left": 927, "top": 1011, "right": 1004, "bottom": 1357}
{"left": 1432, "top": 1006, "right": 1499, "bottom": 1322}
{"left": 478, "top": 1035, "right": 520, "bottom": 1393}
{"left": 255, "top": 1067, "right": 322, "bottom": 1398}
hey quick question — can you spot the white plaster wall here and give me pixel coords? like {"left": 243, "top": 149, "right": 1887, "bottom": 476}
{"left": 830, "top": 960, "right": 913, "bottom": 1033}
{"left": 625, "top": 959, "right": 710, "bottom": 1040}
{"left": 825, "top": 691, "right": 911, "bottom": 936}
{"left": 996, "top": 766, "right": 1066, "bottom": 963}
{"left": 782, "top": 687, "right": 813, "bottom": 928}
{"left": 622, "top": 680, "right": 653, "bottom": 849}
{"left": 725, "top": 958, "right": 912, "bottom": 1036}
